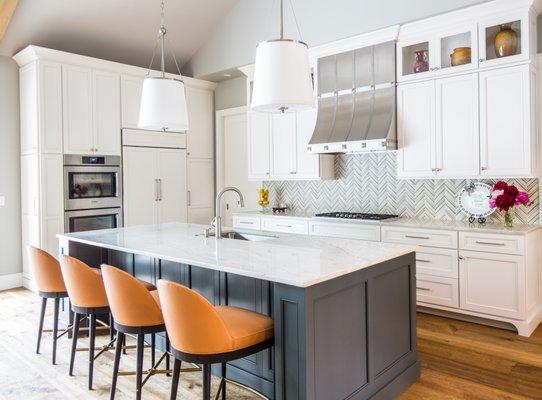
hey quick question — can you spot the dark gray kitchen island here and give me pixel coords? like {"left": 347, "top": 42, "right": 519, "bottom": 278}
{"left": 58, "top": 222, "right": 419, "bottom": 399}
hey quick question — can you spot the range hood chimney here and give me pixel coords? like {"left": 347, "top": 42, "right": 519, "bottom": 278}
{"left": 308, "top": 40, "right": 397, "bottom": 154}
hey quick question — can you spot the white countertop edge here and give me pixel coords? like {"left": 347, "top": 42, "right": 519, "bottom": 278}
{"left": 233, "top": 211, "right": 540, "bottom": 235}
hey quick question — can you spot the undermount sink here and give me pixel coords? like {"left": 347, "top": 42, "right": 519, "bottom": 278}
{"left": 221, "top": 231, "right": 277, "bottom": 241}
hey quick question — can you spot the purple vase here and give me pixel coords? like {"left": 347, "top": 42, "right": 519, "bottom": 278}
{"left": 413, "top": 50, "right": 429, "bottom": 73}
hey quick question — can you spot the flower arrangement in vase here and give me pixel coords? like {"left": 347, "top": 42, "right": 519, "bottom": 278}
{"left": 489, "top": 181, "right": 530, "bottom": 227}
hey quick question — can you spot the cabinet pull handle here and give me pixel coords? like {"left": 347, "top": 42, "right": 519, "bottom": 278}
{"left": 187, "top": 190, "right": 191, "bottom": 206}
{"left": 158, "top": 179, "right": 162, "bottom": 201}
{"left": 239, "top": 221, "right": 254, "bottom": 225}
{"left": 416, "top": 259, "right": 431, "bottom": 263}
{"left": 405, "top": 235, "right": 430, "bottom": 240}
{"left": 416, "top": 287, "right": 432, "bottom": 292}
{"left": 481, "top": 166, "right": 487, "bottom": 171}
{"left": 479, "top": 58, "right": 485, "bottom": 62}
{"left": 475, "top": 240, "right": 505, "bottom": 246}
{"left": 154, "top": 179, "right": 159, "bottom": 201}
{"left": 277, "top": 224, "right": 292, "bottom": 228}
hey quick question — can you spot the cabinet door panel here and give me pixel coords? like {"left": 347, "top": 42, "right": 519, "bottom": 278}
{"left": 39, "top": 61, "right": 63, "bottom": 153}
{"left": 63, "top": 65, "right": 93, "bottom": 154}
{"left": 296, "top": 109, "right": 320, "bottom": 178}
{"left": 20, "top": 64, "right": 38, "bottom": 154}
{"left": 397, "top": 80, "right": 436, "bottom": 177}
{"left": 271, "top": 113, "right": 297, "bottom": 179}
{"left": 158, "top": 148, "right": 187, "bottom": 223}
{"left": 93, "top": 70, "right": 121, "bottom": 155}
{"left": 122, "top": 147, "right": 157, "bottom": 226}
{"left": 459, "top": 251, "right": 524, "bottom": 318}
{"left": 435, "top": 73, "right": 479, "bottom": 177}
{"left": 187, "top": 158, "right": 214, "bottom": 209}
{"left": 480, "top": 65, "right": 532, "bottom": 176}
{"left": 247, "top": 111, "right": 271, "bottom": 180}
{"left": 186, "top": 87, "right": 213, "bottom": 157}
{"left": 121, "top": 75, "right": 143, "bottom": 129}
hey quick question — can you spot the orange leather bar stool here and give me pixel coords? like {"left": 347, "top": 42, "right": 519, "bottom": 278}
{"left": 157, "top": 279, "right": 274, "bottom": 400}
{"left": 101, "top": 265, "right": 180, "bottom": 400}
{"left": 59, "top": 255, "right": 111, "bottom": 390}
{"left": 27, "top": 246, "right": 70, "bottom": 365}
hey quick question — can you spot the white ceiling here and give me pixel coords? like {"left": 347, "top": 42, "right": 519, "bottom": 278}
{"left": 0, "top": 0, "right": 238, "bottom": 74}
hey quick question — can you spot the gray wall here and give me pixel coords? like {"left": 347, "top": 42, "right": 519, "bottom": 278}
{"left": 184, "top": 0, "right": 492, "bottom": 78}
{"left": 0, "top": 56, "right": 21, "bottom": 276}
{"left": 215, "top": 76, "right": 247, "bottom": 110}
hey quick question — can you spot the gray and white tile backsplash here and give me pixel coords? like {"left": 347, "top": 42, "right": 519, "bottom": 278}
{"left": 264, "top": 152, "right": 540, "bottom": 225}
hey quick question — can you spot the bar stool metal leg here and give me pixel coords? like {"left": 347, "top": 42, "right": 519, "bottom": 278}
{"left": 110, "top": 331, "right": 124, "bottom": 400}
{"left": 203, "top": 364, "right": 211, "bottom": 400}
{"left": 151, "top": 333, "right": 156, "bottom": 366}
{"left": 69, "top": 313, "right": 81, "bottom": 376}
{"left": 88, "top": 314, "right": 96, "bottom": 390}
{"left": 136, "top": 334, "right": 144, "bottom": 400}
{"left": 36, "top": 297, "right": 47, "bottom": 354}
{"left": 52, "top": 297, "right": 60, "bottom": 364}
{"left": 221, "top": 362, "right": 227, "bottom": 400}
{"left": 170, "top": 358, "right": 181, "bottom": 400}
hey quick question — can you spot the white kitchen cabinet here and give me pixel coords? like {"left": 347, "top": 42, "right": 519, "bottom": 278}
{"left": 120, "top": 74, "right": 143, "bottom": 129}
{"left": 434, "top": 73, "right": 479, "bottom": 177}
{"left": 187, "top": 158, "right": 214, "bottom": 224}
{"left": 247, "top": 111, "right": 271, "bottom": 179}
{"left": 416, "top": 274, "right": 459, "bottom": 308}
{"left": 158, "top": 149, "right": 187, "bottom": 224}
{"left": 479, "top": 64, "right": 534, "bottom": 177}
{"left": 20, "top": 61, "right": 63, "bottom": 155}
{"left": 93, "top": 70, "right": 121, "bottom": 155}
{"left": 62, "top": 65, "right": 93, "bottom": 154}
{"left": 295, "top": 109, "right": 321, "bottom": 178}
{"left": 123, "top": 146, "right": 187, "bottom": 226}
{"left": 271, "top": 113, "right": 297, "bottom": 179}
{"left": 459, "top": 250, "right": 525, "bottom": 319}
{"left": 63, "top": 65, "right": 121, "bottom": 155}
{"left": 397, "top": 80, "right": 436, "bottom": 177}
{"left": 186, "top": 86, "right": 214, "bottom": 157}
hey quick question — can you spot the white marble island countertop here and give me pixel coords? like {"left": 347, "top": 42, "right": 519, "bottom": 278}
{"left": 58, "top": 222, "right": 417, "bottom": 288}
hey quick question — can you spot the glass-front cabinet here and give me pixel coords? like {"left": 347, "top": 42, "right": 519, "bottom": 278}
{"left": 397, "top": 36, "right": 434, "bottom": 82}
{"left": 478, "top": 11, "right": 529, "bottom": 68}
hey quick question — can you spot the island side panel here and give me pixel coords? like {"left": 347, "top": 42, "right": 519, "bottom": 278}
{"left": 273, "top": 252, "right": 419, "bottom": 400}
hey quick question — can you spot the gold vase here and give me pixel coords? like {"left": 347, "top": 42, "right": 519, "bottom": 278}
{"left": 494, "top": 24, "right": 518, "bottom": 58}
{"left": 450, "top": 47, "right": 471, "bottom": 66}
{"left": 258, "top": 188, "right": 269, "bottom": 207}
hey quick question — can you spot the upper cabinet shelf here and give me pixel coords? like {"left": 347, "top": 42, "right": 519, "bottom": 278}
{"left": 397, "top": 1, "right": 538, "bottom": 83}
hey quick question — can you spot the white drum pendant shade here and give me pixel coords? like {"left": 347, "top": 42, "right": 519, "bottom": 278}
{"left": 138, "top": 77, "right": 189, "bottom": 131}
{"left": 251, "top": 40, "right": 315, "bottom": 113}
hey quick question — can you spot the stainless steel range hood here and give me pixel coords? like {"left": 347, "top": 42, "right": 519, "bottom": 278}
{"left": 308, "top": 40, "right": 397, "bottom": 154}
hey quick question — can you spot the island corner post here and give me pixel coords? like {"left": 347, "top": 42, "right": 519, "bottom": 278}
{"left": 59, "top": 237, "right": 419, "bottom": 400}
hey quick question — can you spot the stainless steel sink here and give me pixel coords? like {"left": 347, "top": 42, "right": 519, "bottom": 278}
{"left": 221, "top": 231, "right": 277, "bottom": 241}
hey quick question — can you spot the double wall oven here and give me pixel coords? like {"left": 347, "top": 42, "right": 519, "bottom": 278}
{"left": 64, "top": 155, "right": 122, "bottom": 233}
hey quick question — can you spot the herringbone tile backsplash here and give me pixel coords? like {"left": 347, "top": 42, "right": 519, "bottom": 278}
{"left": 264, "top": 153, "right": 540, "bottom": 225}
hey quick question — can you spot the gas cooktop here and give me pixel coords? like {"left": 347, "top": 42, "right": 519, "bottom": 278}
{"left": 315, "top": 212, "right": 398, "bottom": 221}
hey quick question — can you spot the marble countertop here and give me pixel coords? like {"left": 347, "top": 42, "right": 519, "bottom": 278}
{"left": 234, "top": 210, "right": 540, "bottom": 235}
{"left": 57, "top": 222, "right": 417, "bottom": 288}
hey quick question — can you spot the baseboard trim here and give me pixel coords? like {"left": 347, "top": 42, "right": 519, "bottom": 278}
{"left": 0, "top": 273, "right": 23, "bottom": 291}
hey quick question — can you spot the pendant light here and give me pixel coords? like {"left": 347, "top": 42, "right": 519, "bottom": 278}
{"left": 251, "top": 0, "right": 314, "bottom": 113}
{"left": 138, "top": 0, "right": 189, "bottom": 132}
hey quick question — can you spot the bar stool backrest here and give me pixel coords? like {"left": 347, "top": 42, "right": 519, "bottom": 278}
{"left": 59, "top": 255, "right": 108, "bottom": 309}
{"left": 157, "top": 279, "right": 234, "bottom": 355}
{"left": 101, "top": 264, "right": 163, "bottom": 328}
{"left": 27, "top": 246, "right": 66, "bottom": 293}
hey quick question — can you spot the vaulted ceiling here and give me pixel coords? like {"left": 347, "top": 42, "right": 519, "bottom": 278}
{"left": 0, "top": 0, "right": 238, "bottom": 74}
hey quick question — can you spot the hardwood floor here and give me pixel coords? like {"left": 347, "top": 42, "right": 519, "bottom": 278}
{"left": 1, "top": 288, "right": 541, "bottom": 399}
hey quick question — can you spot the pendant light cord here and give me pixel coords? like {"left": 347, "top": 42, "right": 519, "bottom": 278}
{"left": 145, "top": 0, "right": 183, "bottom": 78}
{"left": 287, "top": 0, "right": 304, "bottom": 42}
{"left": 279, "top": 0, "right": 283, "bottom": 40}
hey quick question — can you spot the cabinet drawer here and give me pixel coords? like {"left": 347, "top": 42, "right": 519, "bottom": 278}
{"left": 233, "top": 215, "right": 261, "bottom": 230}
{"left": 309, "top": 221, "right": 380, "bottom": 241}
{"left": 416, "top": 274, "right": 459, "bottom": 308}
{"left": 416, "top": 247, "right": 458, "bottom": 278}
{"left": 261, "top": 217, "right": 309, "bottom": 234}
{"left": 459, "top": 232, "right": 524, "bottom": 255}
{"left": 381, "top": 226, "right": 457, "bottom": 249}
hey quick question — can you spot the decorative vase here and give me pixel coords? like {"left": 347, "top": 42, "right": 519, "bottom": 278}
{"left": 450, "top": 47, "right": 471, "bottom": 66}
{"left": 494, "top": 24, "right": 518, "bottom": 58}
{"left": 504, "top": 209, "right": 514, "bottom": 228}
{"left": 258, "top": 188, "right": 269, "bottom": 208}
{"left": 413, "top": 50, "right": 429, "bottom": 73}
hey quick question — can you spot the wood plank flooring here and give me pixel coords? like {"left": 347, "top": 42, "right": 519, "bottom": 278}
{"left": 1, "top": 288, "right": 541, "bottom": 399}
